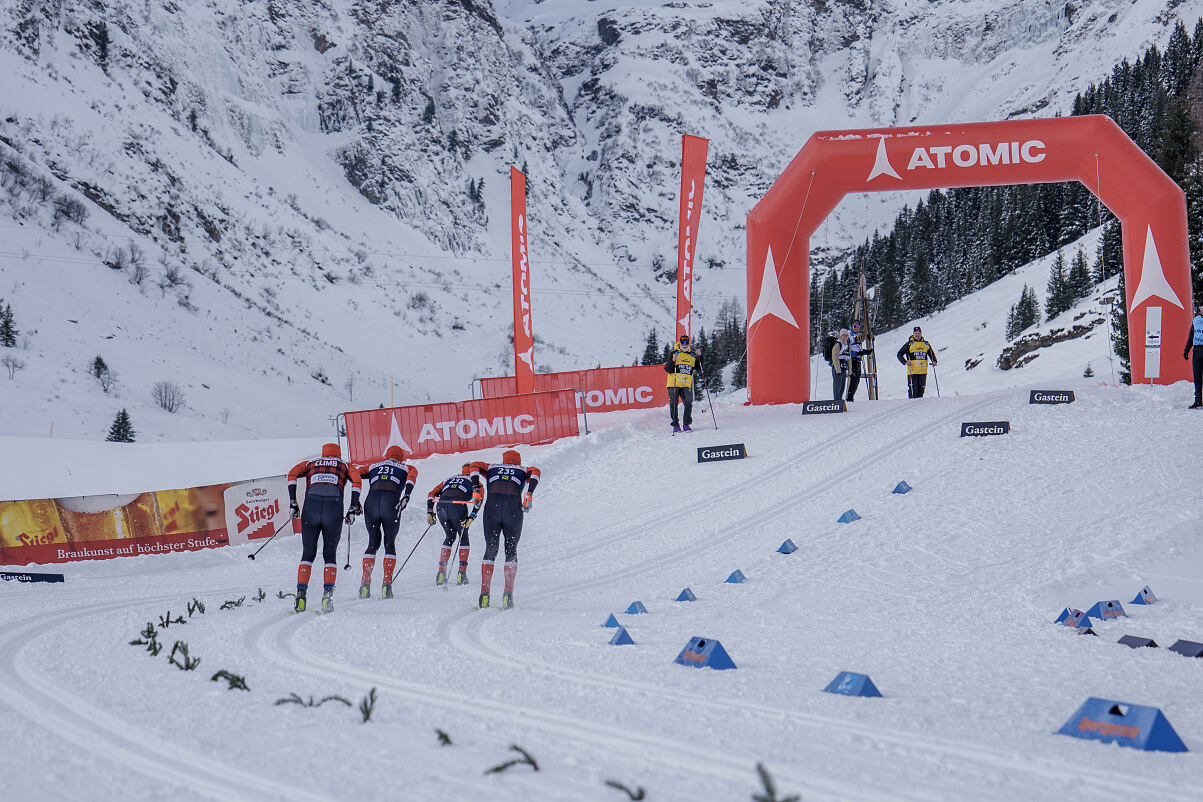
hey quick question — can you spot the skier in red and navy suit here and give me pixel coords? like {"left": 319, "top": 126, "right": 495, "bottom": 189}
{"left": 287, "top": 443, "right": 362, "bottom": 613}
{"left": 426, "top": 462, "right": 484, "bottom": 587}
{"left": 477, "top": 450, "right": 540, "bottom": 609}
{"left": 353, "top": 445, "right": 418, "bottom": 599}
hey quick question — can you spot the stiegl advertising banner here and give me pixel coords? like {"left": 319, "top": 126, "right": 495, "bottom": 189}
{"left": 0, "top": 475, "right": 292, "bottom": 566}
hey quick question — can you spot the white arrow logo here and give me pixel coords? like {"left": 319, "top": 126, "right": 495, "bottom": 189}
{"left": 517, "top": 347, "right": 534, "bottom": 370}
{"left": 866, "top": 136, "right": 901, "bottom": 183}
{"left": 748, "top": 247, "right": 798, "bottom": 329}
{"left": 1131, "top": 226, "right": 1183, "bottom": 310}
{"left": 678, "top": 315, "right": 690, "bottom": 337}
{"left": 387, "top": 414, "right": 412, "bottom": 453}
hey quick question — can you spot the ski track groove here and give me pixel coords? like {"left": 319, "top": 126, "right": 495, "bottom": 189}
{"left": 446, "top": 395, "right": 1194, "bottom": 801}
{"left": 0, "top": 590, "right": 328, "bottom": 802}
{"left": 243, "top": 611, "right": 901, "bottom": 802}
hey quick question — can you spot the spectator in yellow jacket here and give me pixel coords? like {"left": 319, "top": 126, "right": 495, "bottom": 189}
{"left": 897, "top": 326, "right": 937, "bottom": 398}
{"left": 665, "top": 334, "right": 703, "bottom": 432}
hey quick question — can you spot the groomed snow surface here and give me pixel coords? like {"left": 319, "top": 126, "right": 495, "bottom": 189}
{"left": 3, "top": 385, "right": 1203, "bottom": 801}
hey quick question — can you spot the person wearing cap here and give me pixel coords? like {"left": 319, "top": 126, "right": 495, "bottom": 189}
{"left": 845, "top": 320, "right": 873, "bottom": 401}
{"left": 354, "top": 445, "right": 419, "bottom": 599}
{"left": 1186, "top": 300, "right": 1203, "bottom": 409}
{"left": 830, "top": 328, "right": 851, "bottom": 401}
{"left": 427, "top": 462, "right": 485, "bottom": 587}
{"left": 897, "top": 326, "right": 937, "bottom": 398}
{"left": 287, "top": 443, "right": 362, "bottom": 613}
{"left": 478, "top": 450, "right": 541, "bottom": 609}
{"left": 665, "top": 333, "right": 704, "bottom": 433}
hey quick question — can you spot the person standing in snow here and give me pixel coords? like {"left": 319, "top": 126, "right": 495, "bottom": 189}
{"left": 897, "top": 326, "right": 937, "bottom": 399}
{"left": 845, "top": 320, "right": 873, "bottom": 402}
{"left": 830, "top": 328, "right": 850, "bottom": 402}
{"left": 665, "top": 334, "right": 703, "bottom": 432}
{"left": 477, "top": 449, "right": 540, "bottom": 609}
{"left": 1186, "top": 300, "right": 1203, "bottom": 409}
{"left": 287, "top": 443, "right": 362, "bottom": 613}
{"left": 355, "top": 445, "right": 418, "bottom": 599}
{"left": 426, "top": 462, "right": 484, "bottom": 587}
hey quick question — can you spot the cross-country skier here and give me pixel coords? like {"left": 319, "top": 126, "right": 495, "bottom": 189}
{"left": 426, "top": 462, "right": 484, "bottom": 586}
{"left": 478, "top": 450, "right": 540, "bottom": 609}
{"left": 897, "top": 326, "right": 937, "bottom": 398}
{"left": 287, "top": 443, "right": 362, "bottom": 613}
{"left": 355, "top": 445, "right": 418, "bottom": 599}
{"left": 665, "top": 334, "right": 703, "bottom": 432}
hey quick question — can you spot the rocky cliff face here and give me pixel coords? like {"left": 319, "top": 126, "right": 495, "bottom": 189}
{"left": 0, "top": 0, "right": 1198, "bottom": 438}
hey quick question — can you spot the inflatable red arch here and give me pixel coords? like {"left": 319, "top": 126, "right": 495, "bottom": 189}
{"left": 745, "top": 115, "right": 1195, "bottom": 404}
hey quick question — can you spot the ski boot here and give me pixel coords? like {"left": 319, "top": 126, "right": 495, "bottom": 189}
{"left": 294, "top": 588, "right": 307, "bottom": 613}
{"left": 435, "top": 568, "right": 447, "bottom": 586}
{"left": 672, "top": 424, "right": 681, "bottom": 434}
{"left": 500, "top": 592, "right": 514, "bottom": 610}
{"left": 683, "top": 424, "right": 692, "bottom": 432}
{"left": 358, "top": 584, "right": 371, "bottom": 599}
{"left": 320, "top": 588, "right": 334, "bottom": 613}
{"left": 478, "top": 590, "right": 490, "bottom": 609}
{"left": 456, "top": 569, "right": 469, "bottom": 586}
{"left": 381, "top": 584, "right": 394, "bottom": 599}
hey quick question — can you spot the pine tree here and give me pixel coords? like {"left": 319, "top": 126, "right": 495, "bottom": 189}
{"left": 732, "top": 351, "right": 747, "bottom": 390}
{"left": 1110, "top": 273, "right": 1131, "bottom": 385}
{"left": 1068, "top": 248, "right": 1093, "bottom": 303}
{"left": 1045, "top": 250, "right": 1072, "bottom": 319}
{"left": 0, "top": 302, "right": 17, "bottom": 347}
{"left": 640, "top": 329, "right": 661, "bottom": 366}
{"left": 91, "top": 355, "right": 109, "bottom": 379}
{"left": 106, "top": 409, "right": 136, "bottom": 443}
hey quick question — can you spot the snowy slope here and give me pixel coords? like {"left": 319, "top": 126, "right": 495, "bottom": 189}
{"left": 4, "top": 1, "right": 1203, "bottom": 442}
{"left": 2, "top": 389, "right": 1202, "bottom": 800}
{"left": 812, "top": 228, "right": 1129, "bottom": 401}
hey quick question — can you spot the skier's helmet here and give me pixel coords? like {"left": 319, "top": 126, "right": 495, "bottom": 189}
{"left": 462, "top": 463, "right": 474, "bottom": 474}
{"left": 321, "top": 442, "right": 341, "bottom": 458}
{"left": 502, "top": 449, "right": 521, "bottom": 465}
{"left": 679, "top": 334, "right": 690, "bottom": 349}
{"left": 384, "top": 445, "right": 406, "bottom": 462}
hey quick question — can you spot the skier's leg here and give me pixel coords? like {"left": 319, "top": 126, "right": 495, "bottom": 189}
{"left": 297, "top": 503, "right": 321, "bottom": 592}
{"left": 682, "top": 387, "right": 694, "bottom": 428}
{"left": 361, "top": 502, "right": 382, "bottom": 590}
{"left": 915, "top": 373, "right": 927, "bottom": 398}
{"left": 320, "top": 498, "right": 342, "bottom": 595}
{"left": 480, "top": 498, "right": 502, "bottom": 605}
{"left": 435, "top": 505, "right": 463, "bottom": 585}
{"left": 501, "top": 500, "right": 524, "bottom": 604}
{"left": 667, "top": 387, "right": 680, "bottom": 427}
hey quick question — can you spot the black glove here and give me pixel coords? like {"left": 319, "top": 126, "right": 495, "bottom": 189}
{"left": 427, "top": 511, "right": 437, "bottom": 525}
{"left": 398, "top": 494, "right": 410, "bottom": 511}
{"left": 1186, "top": 349, "right": 1192, "bottom": 360}
{"left": 289, "top": 502, "right": 300, "bottom": 520}
{"left": 345, "top": 492, "right": 362, "bottom": 525}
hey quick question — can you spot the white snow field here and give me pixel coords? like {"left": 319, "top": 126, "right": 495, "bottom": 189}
{"left": 2, "top": 385, "right": 1203, "bottom": 801}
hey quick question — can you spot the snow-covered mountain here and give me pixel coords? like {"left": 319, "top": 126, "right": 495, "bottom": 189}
{"left": 2, "top": 0, "right": 1202, "bottom": 441}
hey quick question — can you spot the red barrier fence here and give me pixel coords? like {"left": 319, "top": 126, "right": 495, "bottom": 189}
{"left": 343, "top": 389, "right": 581, "bottom": 463}
{"left": 478, "top": 366, "right": 664, "bottom": 414}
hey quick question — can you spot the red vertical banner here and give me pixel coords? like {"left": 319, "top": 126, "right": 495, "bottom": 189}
{"left": 675, "top": 135, "right": 709, "bottom": 342}
{"left": 510, "top": 166, "right": 535, "bottom": 394}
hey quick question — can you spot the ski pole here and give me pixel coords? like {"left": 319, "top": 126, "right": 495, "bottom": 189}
{"left": 395, "top": 523, "right": 435, "bottom": 578}
{"left": 343, "top": 518, "right": 353, "bottom": 570}
{"left": 932, "top": 365, "right": 941, "bottom": 397}
{"left": 247, "top": 517, "right": 294, "bottom": 560}
{"left": 703, "top": 384, "right": 718, "bottom": 430}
